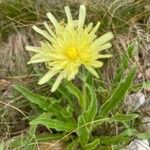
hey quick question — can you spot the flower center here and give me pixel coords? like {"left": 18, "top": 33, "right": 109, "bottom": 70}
{"left": 65, "top": 46, "right": 80, "bottom": 61}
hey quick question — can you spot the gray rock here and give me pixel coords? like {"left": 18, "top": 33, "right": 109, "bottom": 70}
{"left": 141, "top": 117, "right": 150, "bottom": 132}
{"left": 124, "top": 92, "right": 145, "bottom": 111}
{"left": 124, "top": 139, "right": 150, "bottom": 150}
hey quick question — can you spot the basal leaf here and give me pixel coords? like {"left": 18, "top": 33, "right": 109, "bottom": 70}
{"left": 77, "top": 115, "right": 89, "bottom": 147}
{"left": 127, "top": 44, "right": 136, "bottom": 58}
{"left": 77, "top": 84, "right": 97, "bottom": 147}
{"left": 30, "top": 118, "right": 76, "bottom": 132}
{"left": 84, "top": 138, "right": 100, "bottom": 150}
{"left": 14, "top": 85, "right": 54, "bottom": 111}
{"left": 143, "top": 81, "right": 150, "bottom": 89}
{"left": 99, "top": 128, "right": 137, "bottom": 145}
{"left": 137, "top": 132, "right": 150, "bottom": 139}
{"left": 99, "top": 65, "right": 137, "bottom": 117}
{"left": 36, "top": 134, "right": 63, "bottom": 142}
{"left": 22, "top": 126, "right": 37, "bottom": 150}
{"left": 122, "top": 44, "right": 136, "bottom": 70}
{"left": 8, "top": 133, "right": 63, "bottom": 149}
{"left": 66, "top": 82, "right": 85, "bottom": 109}
{"left": 50, "top": 102, "right": 74, "bottom": 122}
{"left": 112, "top": 114, "right": 139, "bottom": 122}
{"left": 57, "top": 84, "right": 74, "bottom": 107}
{"left": 112, "top": 66, "right": 124, "bottom": 86}
{"left": 0, "top": 142, "right": 4, "bottom": 150}
{"left": 85, "top": 84, "right": 97, "bottom": 121}
{"left": 66, "top": 139, "right": 78, "bottom": 150}
{"left": 112, "top": 44, "right": 136, "bottom": 86}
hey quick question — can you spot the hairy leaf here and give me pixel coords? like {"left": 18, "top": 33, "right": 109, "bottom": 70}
{"left": 77, "top": 84, "right": 97, "bottom": 147}
{"left": 99, "top": 128, "right": 137, "bottom": 145}
{"left": 14, "top": 85, "right": 54, "bottom": 111}
{"left": 112, "top": 114, "right": 139, "bottom": 122}
{"left": 99, "top": 65, "right": 136, "bottom": 117}
{"left": 30, "top": 118, "right": 76, "bottom": 132}
{"left": 84, "top": 138, "right": 100, "bottom": 150}
{"left": 112, "top": 44, "right": 136, "bottom": 86}
{"left": 66, "top": 82, "right": 85, "bottom": 109}
{"left": 137, "top": 132, "right": 150, "bottom": 139}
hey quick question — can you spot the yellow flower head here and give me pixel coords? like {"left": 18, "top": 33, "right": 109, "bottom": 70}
{"left": 26, "top": 5, "right": 114, "bottom": 92}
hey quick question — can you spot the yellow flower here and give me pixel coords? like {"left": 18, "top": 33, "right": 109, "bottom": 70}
{"left": 26, "top": 5, "right": 113, "bottom": 92}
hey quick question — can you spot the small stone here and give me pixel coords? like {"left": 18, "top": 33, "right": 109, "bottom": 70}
{"left": 137, "top": 72, "right": 143, "bottom": 80}
{"left": 124, "top": 92, "right": 145, "bottom": 111}
{"left": 141, "top": 117, "right": 150, "bottom": 132}
{"left": 141, "top": 96, "right": 150, "bottom": 113}
{"left": 140, "top": 96, "right": 150, "bottom": 132}
{"left": 124, "top": 139, "right": 150, "bottom": 150}
{"left": 145, "top": 87, "right": 150, "bottom": 93}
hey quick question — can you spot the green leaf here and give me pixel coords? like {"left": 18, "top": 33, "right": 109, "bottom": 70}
{"left": 7, "top": 133, "right": 63, "bottom": 149}
{"left": 77, "top": 115, "right": 89, "bottom": 147}
{"left": 36, "top": 133, "right": 63, "bottom": 142}
{"left": 22, "top": 126, "right": 37, "bottom": 150}
{"left": 66, "top": 139, "right": 78, "bottom": 150}
{"left": 122, "top": 44, "right": 136, "bottom": 69}
{"left": 112, "top": 114, "right": 139, "bottom": 122}
{"left": 77, "top": 84, "right": 97, "bottom": 147}
{"left": 127, "top": 44, "right": 135, "bottom": 58}
{"left": 85, "top": 84, "right": 98, "bottom": 121}
{"left": 112, "top": 44, "right": 137, "bottom": 87}
{"left": 137, "top": 132, "right": 150, "bottom": 139}
{"left": 99, "top": 128, "right": 137, "bottom": 145}
{"left": 99, "top": 65, "right": 136, "bottom": 117}
{"left": 122, "top": 54, "right": 128, "bottom": 69}
{"left": 85, "top": 71, "right": 94, "bottom": 87}
{"left": 131, "top": 81, "right": 150, "bottom": 93}
{"left": 14, "top": 85, "right": 54, "bottom": 111}
{"left": 84, "top": 139, "right": 100, "bottom": 150}
{"left": 30, "top": 118, "right": 76, "bottom": 132}
{"left": 36, "top": 101, "right": 74, "bottom": 122}
{"left": 112, "top": 66, "right": 124, "bottom": 86}
{"left": 49, "top": 102, "right": 75, "bottom": 122}
{"left": 0, "top": 142, "right": 4, "bottom": 150}
{"left": 66, "top": 82, "right": 85, "bottom": 110}
{"left": 143, "top": 81, "right": 150, "bottom": 89}
{"left": 15, "top": 85, "right": 75, "bottom": 122}
{"left": 66, "top": 143, "right": 75, "bottom": 150}
{"left": 57, "top": 84, "right": 74, "bottom": 107}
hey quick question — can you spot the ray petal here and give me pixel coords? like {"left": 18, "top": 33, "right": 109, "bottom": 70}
{"left": 27, "top": 59, "right": 49, "bottom": 64}
{"left": 32, "top": 25, "right": 52, "bottom": 42}
{"left": 91, "top": 61, "right": 103, "bottom": 68}
{"left": 90, "top": 21, "right": 101, "bottom": 34}
{"left": 51, "top": 72, "right": 64, "bottom": 92}
{"left": 98, "top": 43, "right": 112, "bottom": 51}
{"left": 47, "top": 12, "right": 59, "bottom": 28}
{"left": 67, "top": 66, "right": 79, "bottom": 80}
{"left": 65, "top": 6, "right": 73, "bottom": 24}
{"left": 78, "top": 5, "right": 86, "bottom": 29}
{"left": 93, "top": 32, "right": 114, "bottom": 47}
{"left": 85, "top": 66, "right": 99, "bottom": 78}
{"left": 38, "top": 70, "right": 58, "bottom": 85}
{"left": 43, "top": 22, "right": 55, "bottom": 37}
{"left": 28, "top": 53, "right": 51, "bottom": 64}
{"left": 85, "top": 23, "right": 93, "bottom": 33}
{"left": 25, "top": 46, "right": 40, "bottom": 52}
{"left": 97, "top": 54, "right": 113, "bottom": 59}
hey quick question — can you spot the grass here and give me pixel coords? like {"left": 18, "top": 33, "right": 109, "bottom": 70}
{"left": 0, "top": 0, "right": 150, "bottom": 149}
